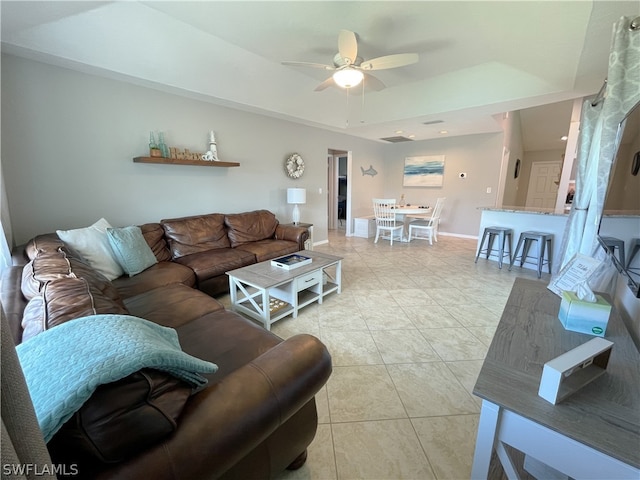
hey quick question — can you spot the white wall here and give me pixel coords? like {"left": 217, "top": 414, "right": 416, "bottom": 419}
{"left": 380, "top": 133, "right": 504, "bottom": 237}
{"left": 1, "top": 54, "right": 385, "bottom": 245}
{"left": 2, "top": 55, "right": 505, "bottom": 244}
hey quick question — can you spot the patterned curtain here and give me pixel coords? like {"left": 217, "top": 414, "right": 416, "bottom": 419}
{"left": 554, "top": 16, "right": 640, "bottom": 280}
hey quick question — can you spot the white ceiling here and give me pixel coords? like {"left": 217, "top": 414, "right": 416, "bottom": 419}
{"left": 1, "top": 1, "right": 639, "bottom": 148}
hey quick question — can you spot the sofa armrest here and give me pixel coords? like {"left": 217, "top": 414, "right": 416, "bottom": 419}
{"left": 1, "top": 266, "right": 28, "bottom": 345}
{"left": 97, "top": 333, "right": 332, "bottom": 480}
{"left": 275, "top": 224, "right": 309, "bottom": 250}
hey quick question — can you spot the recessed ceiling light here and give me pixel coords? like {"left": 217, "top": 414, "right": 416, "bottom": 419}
{"left": 395, "top": 130, "right": 404, "bottom": 134}
{"left": 408, "top": 134, "right": 416, "bottom": 139}
{"left": 439, "top": 130, "right": 448, "bottom": 134}
{"left": 561, "top": 135, "right": 568, "bottom": 141}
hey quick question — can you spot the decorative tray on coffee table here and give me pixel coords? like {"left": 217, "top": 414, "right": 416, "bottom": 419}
{"left": 270, "top": 254, "right": 312, "bottom": 270}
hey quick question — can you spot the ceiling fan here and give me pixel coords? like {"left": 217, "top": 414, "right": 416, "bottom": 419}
{"left": 282, "top": 30, "right": 418, "bottom": 92}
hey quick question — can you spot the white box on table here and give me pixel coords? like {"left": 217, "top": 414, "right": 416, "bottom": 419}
{"left": 538, "top": 337, "right": 613, "bottom": 404}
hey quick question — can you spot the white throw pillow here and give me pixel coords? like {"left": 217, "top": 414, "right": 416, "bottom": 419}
{"left": 57, "top": 218, "right": 124, "bottom": 281}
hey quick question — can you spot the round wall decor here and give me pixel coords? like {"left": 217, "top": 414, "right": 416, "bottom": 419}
{"left": 285, "top": 153, "right": 305, "bottom": 179}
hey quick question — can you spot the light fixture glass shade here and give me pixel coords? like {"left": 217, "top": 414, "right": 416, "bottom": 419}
{"left": 287, "top": 188, "right": 306, "bottom": 224}
{"left": 333, "top": 68, "right": 364, "bottom": 88}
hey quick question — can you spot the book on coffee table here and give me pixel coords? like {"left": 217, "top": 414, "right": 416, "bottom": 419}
{"left": 271, "top": 254, "right": 312, "bottom": 270}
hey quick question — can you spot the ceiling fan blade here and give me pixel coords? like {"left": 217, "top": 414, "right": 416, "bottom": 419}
{"left": 338, "top": 29, "right": 358, "bottom": 65}
{"left": 282, "top": 61, "right": 334, "bottom": 70}
{"left": 364, "top": 73, "right": 386, "bottom": 91}
{"left": 360, "top": 53, "right": 419, "bottom": 71}
{"left": 314, "top": 76, "right": 335, "bottom": 92}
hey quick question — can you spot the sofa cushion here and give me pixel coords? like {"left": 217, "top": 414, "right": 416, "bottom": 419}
{"left": 174, "top": 248, "right": 256, "bottom": 283}
{"left": 107, "top": 226, "right": 158, "bottom": 277}
{"left": 112, "top": 261, "right": 196, "bottom": 300}
{"left": 235, "top": 239, "right": 301, "bottom": 263}
{"left": 21, "top": 250, "right": 121, "bottom": 303}
{"left": 225, "top": 210, "right": 278, "bottom": 248}
{"left": 21, "top": 277, "right": 128, "bottom": 342}
{"left": 24, "top": 234, "right": 68, "bottom": 260}
{"left": 47, "top": 368, "right": 192, "bottom": 466}
{"left": 175, "top": 310, "right": 282, "bottom": 381}
{"left": 56, "top": 218, "right": 124, "bottom": 281}
{"left": 124, "top": 284, "right": 225, "bottom": 329}
{"left": 139, "top": 223, "right": 172, "bottom": 262}
{"left": 162, "top": 213, "right": 230, "bottom": 259}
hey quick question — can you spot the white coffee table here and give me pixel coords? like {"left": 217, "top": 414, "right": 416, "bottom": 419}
{"left": 227, "top": 250, "right": 342, "bottom": 330}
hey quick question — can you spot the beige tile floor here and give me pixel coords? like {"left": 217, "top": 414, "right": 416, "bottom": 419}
{"left": 225, "top": 229, "right": 548, "bottom": 480}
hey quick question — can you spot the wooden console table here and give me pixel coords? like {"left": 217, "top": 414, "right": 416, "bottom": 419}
{"left": 472, "top": 278, "right": 639, "bottom": 479}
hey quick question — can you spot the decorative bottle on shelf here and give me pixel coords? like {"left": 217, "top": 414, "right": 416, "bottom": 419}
{"left": 149, "top": 132, "right": 161, "bottom": 157}
{"left": 158, "top": 132, "right": 169, "bottom": 158}
{"left": 399, "top": 194, "right": 406, "bottom": 206}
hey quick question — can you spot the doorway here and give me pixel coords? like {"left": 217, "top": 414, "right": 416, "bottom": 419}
{"left": 327, "top": 149, "right": 352, "bottom": 235}
{"left": 525, "top": 161, "right": 561, "bottom": 209}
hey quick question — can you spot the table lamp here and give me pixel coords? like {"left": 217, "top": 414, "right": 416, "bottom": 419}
{"left": 287, "top": 188, "right": 306, "bottom": 225}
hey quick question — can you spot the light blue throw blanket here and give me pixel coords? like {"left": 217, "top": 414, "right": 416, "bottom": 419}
{"left": 16, "top": 314, "right": 218, "bottom": 442}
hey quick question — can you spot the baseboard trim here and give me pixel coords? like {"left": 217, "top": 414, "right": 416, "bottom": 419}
{"left": 438, "top": 231, "right": 479, "bottom": 240}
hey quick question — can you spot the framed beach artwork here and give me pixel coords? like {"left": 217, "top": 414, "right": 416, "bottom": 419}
{"left": 403, "top": 155, "right": 445, "bottom": 187}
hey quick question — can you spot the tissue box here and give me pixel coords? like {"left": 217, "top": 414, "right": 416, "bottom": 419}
{"left": 558, "top": 290, "right": 611, "bottom": 337}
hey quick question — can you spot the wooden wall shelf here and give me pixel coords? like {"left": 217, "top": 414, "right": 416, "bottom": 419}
{"left": 133, "top": 156, "right": 240, "bottom": 167}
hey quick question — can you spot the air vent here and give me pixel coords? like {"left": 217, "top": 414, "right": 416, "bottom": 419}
{"left": 380, "top": 136, "right": 414, "bottom": 143}
{"left": 422, "top": 120, "right": 444, "bottom": 125}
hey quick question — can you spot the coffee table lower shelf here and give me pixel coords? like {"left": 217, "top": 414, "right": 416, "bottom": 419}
{"left": 227, "top": 252, "right": 342, "bottom": 330}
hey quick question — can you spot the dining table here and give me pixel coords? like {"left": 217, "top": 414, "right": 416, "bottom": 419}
{"left": 392, "top": 205, "right": 432, "bottom": 241}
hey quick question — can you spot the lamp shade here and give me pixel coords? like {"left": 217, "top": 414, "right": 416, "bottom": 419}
{"left": 333, "top": 68, "right": 364, "bottom": 88}
{"left": 287, "top": 188, "right": 306, "bottom": 205}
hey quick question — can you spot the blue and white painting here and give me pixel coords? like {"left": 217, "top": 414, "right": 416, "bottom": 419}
{"left": 403, "top": 155, "right": 445, "bottom": 187}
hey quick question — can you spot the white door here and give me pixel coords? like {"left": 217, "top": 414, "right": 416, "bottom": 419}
{"left": 525, "top": 161, "right": 561, "bottom": 209}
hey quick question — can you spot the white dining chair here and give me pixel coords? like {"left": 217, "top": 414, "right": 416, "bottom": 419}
{"left": 408, "top": 197, "right": 445, "bottom": 245}
{"left": 372, "top": 198, "right": 404, "bottom": 245}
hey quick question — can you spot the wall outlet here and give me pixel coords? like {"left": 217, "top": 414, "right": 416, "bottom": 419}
{"left": 486, "top": 187, "right": 492, "bottom": 194}
{"left": 459, "top": 172, "right": 467, "bottom": 179}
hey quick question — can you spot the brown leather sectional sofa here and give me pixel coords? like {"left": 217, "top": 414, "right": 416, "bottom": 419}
{"left": 0, "top": 209, "right": 332, "bottom": 479}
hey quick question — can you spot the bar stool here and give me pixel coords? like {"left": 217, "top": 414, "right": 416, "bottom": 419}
{"left": 509, "top": 231, "right": 553, "bottom": 278}
{"left": 475, "top": 227, "right": 513, "bottom": 269}
{"left": 601, "top": 236, "right": 625, "bottom": 266}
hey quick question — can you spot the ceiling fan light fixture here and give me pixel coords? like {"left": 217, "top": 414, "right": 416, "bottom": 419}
{"left": 333, "top": 68, "right": 364, "bottom": 88}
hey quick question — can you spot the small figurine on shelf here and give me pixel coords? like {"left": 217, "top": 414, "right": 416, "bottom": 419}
{"left": 158, "top": 132, "right": 170, "bottom": 158}
{"left": 149, "top": 132, "right": 161, "bottom": 157}
{"left": 208, "top": 130, "right": 219, "bottom": 161}
{"left": 399, "top": 194, "right": 406, "bottom": 207}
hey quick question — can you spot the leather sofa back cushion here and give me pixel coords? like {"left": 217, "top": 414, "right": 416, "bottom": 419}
{"left": 225, "top": 210, "right": 278, "bottom": 248}
{"left": 139, "top": 223, "right": 172, "bottom": 262}
{"left": 21, "top": 251, "right": 121, "bottom": 303}
{"left": 47, "top": 369, "right": 192, "bottom": 465}
{"left": 21, "top": 277, "right": 128, "bottom": 342}
{"left": 24, "top": 234, "right": 76, "bottom": 261}
{"left": 162, "top": 214, "right": 230, "bottom": 258}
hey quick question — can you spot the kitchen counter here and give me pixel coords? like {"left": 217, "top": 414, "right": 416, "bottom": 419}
{"left": 477, "top": 207, "right": 569, "bottom": 272}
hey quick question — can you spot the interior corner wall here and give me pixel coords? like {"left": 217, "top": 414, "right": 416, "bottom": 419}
{"left": 1, "top": 54, "right": 384, "bottom": 245}
{"left": 382, "top": 133, "right": 504, "bottom": 237}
